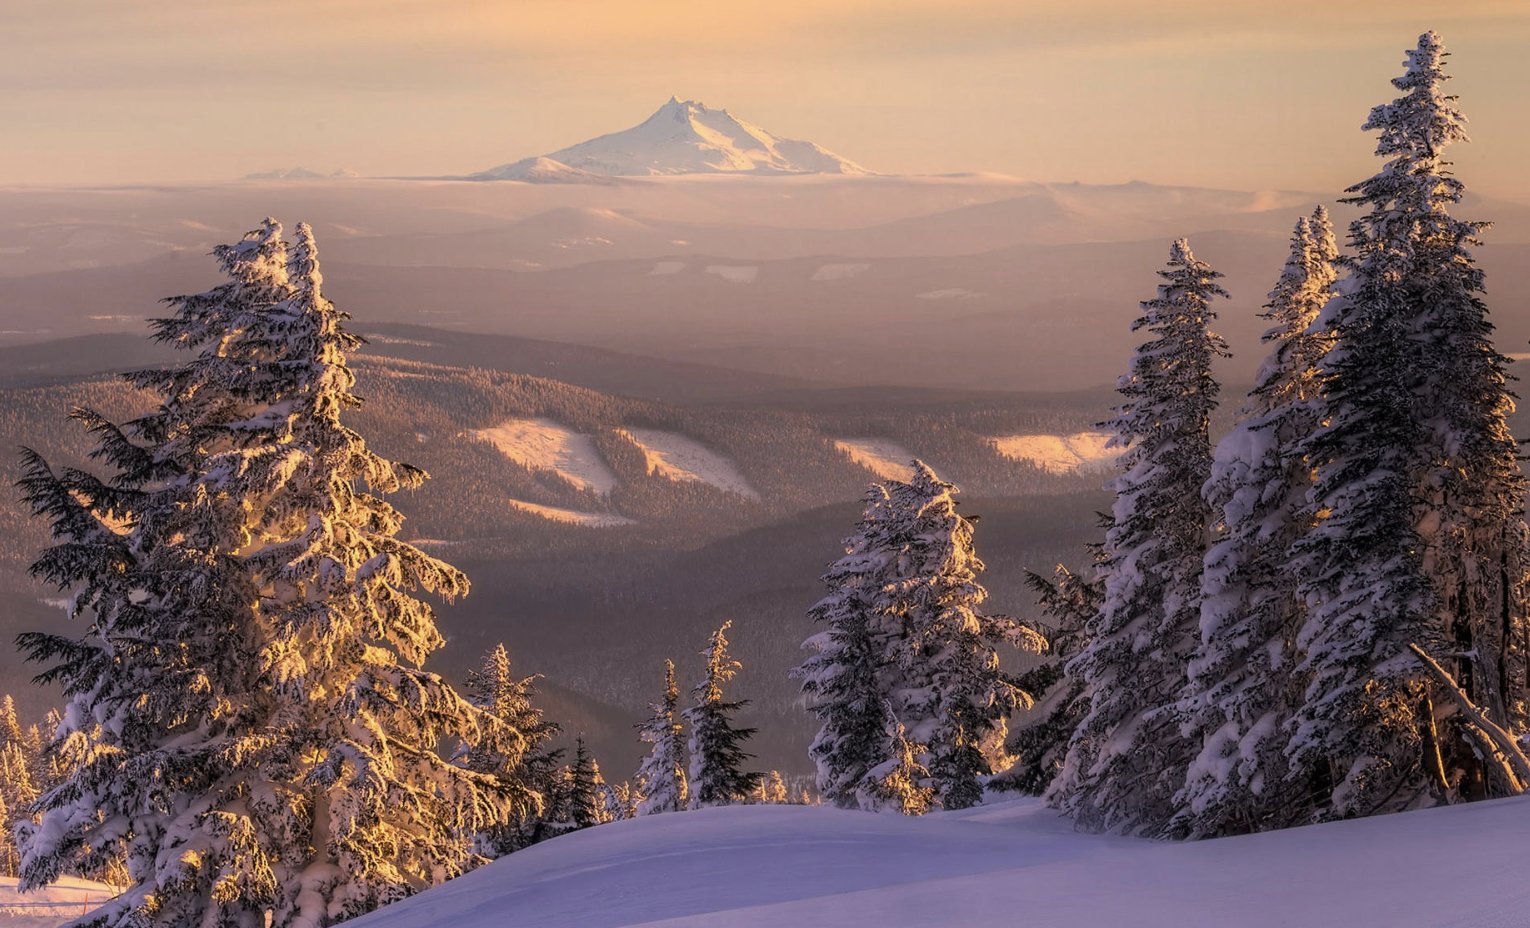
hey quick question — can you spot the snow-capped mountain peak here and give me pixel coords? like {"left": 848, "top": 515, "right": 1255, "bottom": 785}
{"left": 474, "top": 99, "right": 870, "bottom": 180}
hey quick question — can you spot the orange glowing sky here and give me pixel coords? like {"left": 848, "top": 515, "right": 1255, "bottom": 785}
{"left": 4, "top": 0, "right": 1530, "bottom": 195}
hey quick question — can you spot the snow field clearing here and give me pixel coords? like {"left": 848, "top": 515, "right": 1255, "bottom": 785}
{"left": 991, "top": 431, "right": 1117, "bottom": 474}
{"left": 348, "top": 797, "right": 1530, "bottom": 928}
{"left": 473, "top": 418, "right": 618, "bottom": 494}
{"left": 916, "top": 287, "right": 983, "bottom": 300}
{"left": 507, "top": 499, "right": 635, "bottom": 528}
{"left": 810, "top": 262, "right": 870, "bottom": 281}
{"left": 833, "top": 438, "right": 919, "bottom": 482}
{"left": 647, "top": 261, "right": 687, "bottom": 276}
{"left": 704, "top": 265, "right": 759, "bottom": 283}
{"left": 1, "top": 876, "right": 117, "bottom": 928}
{"left": 619, "top": 428, "right": 759, "bottom": 499}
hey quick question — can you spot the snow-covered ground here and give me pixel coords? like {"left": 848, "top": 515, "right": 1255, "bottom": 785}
{"left": 992, "top": 431, "right": 1117, "bottom": 474}
{"left": 507, "top": 499, "right": 635, "bottom": 528}
{"left": 704, "top": 264, "right": 758, "bottom": 284}
{"left": 620, "top": 429, "right": 759, "bottom": 499}
{"left": 348, "top": 796, "right": 1530, "bottom": 928}
{"left": 0, "top": 876, "right": 117, "bottom": 928}
{"left": 811, "top": 263, "right": 870, "bottom": 281}
{"left": 474, "top": 419, "right": 618, "bottom": 494}
{"left": 832, "top": 438, "right": 919, "bottom": 481}
{"left": 916, "top": 287, "right": 983, "bottom": 300}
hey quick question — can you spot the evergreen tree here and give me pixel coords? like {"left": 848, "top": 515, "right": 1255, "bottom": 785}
{"left": 0, "top": 742, "right": 36, "bottom": 878}
{"left": 460, "top": 643, "right": 556, "bottom": 856}
{"left": 1291, "top": 32, "right": 1529, "bottom": 816}
{"left": 565, "top": 737, "right": 605, "bottom": 829}
{"left": 856, "top": 714, "right": 935, "bottom": 816}
{"left": 1048, "top": 239, "right": 1229, "bottom": 835}
{"left": 633, "top": 660, "right": 688, "bottom": 815}
{"left": 0, "top": 695, "right": 22, "bottom": 749}
{"left": 761, "top": 771, "right": 789, "bottom": 805}
{"left": 998, "top": 563, "right": 1101, "bottom": 795}
{"left": 686, "top": 622, "right": 761, "bottom": 808}
{"left": 599, "top": 780, "right": 638, "bottom": 822}
{"left": 793, "top": 486, "right": 898, "bottom": 810}
{"left": 0, "top": 790, "right": 11, "bottom": 878}
{"left": 16, "top": 220, "right": 512, "bottom": 927}
{"left": 1173, "top": 208, "right": 1339, "bottom": 838}
{"left": 885, "top": 464, "right": 1031, "bottom": 810}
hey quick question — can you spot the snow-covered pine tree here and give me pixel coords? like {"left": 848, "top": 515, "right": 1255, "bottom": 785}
{"left": 1173, "top": 208, "right": 1339, "bottom": 838}
{"left": 460, "top": 643, "right": 555, "bottom": 856}
{"left": 565, "top": 737, "right": 605, "bottom": 829}
{"left": 0, "top": 696, "right": 22, "bottom": 749}
{"left": 886, "top": 463, "right": 1034, "bottom": 811}
{"left": 0, "top": 790, "right": 11, "bottom": 878}
{"left": 1290, "top": 32, "right": 1529, "bottom": 816}
{"left": 997, "top": 563, "right": 1102, "bottom": 796}
{"left": 634, "top": 659, "right": 688, "bottom": 815}
{"left": 17, "top": 220, "right": 512, "bottom": 927}
{"left": 793, "top": 486, "right": 898, "bottom": 810}
{"left": 856, "top": 713, "right": 935, "bottom": 816}
{"left": 0, "top": 742, "right": 36, "bottom": 877}
{"left": 599, "top": 780, "right": 638, "bottom": 822}
{"left": 1047, "top": 239, "right": 1230, "bottom": 835}
{"left": 761, "top": 771, "right": 789, "bottom": 805}
{"left": 16, "top": 219, "right": 296, "bottom": 927}
{"left": 686, "top": 622, "right": 762, "bottom": 808}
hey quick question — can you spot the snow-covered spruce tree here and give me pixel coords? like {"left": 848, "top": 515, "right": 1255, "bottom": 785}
{"left": 686, "top": 622, "right": 762, "bottom": 808}
{"left": 0, "top": 741, "right": 37, "bottom": 877}
{"left": 15, "top": 219, "right": 295, "bottom": 926}
{"left": 459, "top": 643, "right": 554, "bottom": 856}
{"left": 793, "top": 485, "right": 898, "bottom": 810}
{"left": 0, "top": 695, "right": 22, "bottom": 749}
{"left": 857, "top": 713, "right": 935, "bottom": 816}
{"left": 886, "top": 463, "right": 1036, "bottom": 810}
{"left": 1290, "top": 32, "right": 1529, "bottom": 816}
{"left": 599, "top": 780, "right": 638, "bottom": 822}
{"left": 17, "top": 220, "right": 512, "bottom": 927}
{"left": 634, "top": 659, "right": 688, "bottom": 815}
{"left": 565, "top": 737, "right": 606, "bottom": 829}
{"left": 1172, "top": 208, "right": 1339, "bottom": 838}
{"left": 996, "top": 562, "right": 1102, "bottom": 796}
{"left": 1047, "top": 239, "right": 1229, "bottom": 835}
{"left": 760, "top": 770, "right": 789, "bottom": 805}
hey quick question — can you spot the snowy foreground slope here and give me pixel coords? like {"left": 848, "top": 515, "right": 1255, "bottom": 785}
{"left": 348, "top": 797, "right": 1530, "bottom": 928}
{"left": 0, "top": 876, "right": 117, "bottom": 928}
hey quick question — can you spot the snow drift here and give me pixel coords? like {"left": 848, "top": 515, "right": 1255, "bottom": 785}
{"left": 345, "top": 797, "right": 1530, "bottom": 928}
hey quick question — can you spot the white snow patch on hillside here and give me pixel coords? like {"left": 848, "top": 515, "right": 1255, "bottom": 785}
{"left": 346, "top": 797, "right": 1530, "bottom": 928}
{"left": 705, "top": 264, "right": 758, "bottom": 284}
{"left": 992, "top": 431, "right": 1117, "bottom": 474}
{"left": 620, "top": 429, "right": 759, "bottom": 499}
{"left": 917, "top": 287, "right": 983, "bottom": 300}
{"left": 1, "top": 875, "right": 118, "bottom": 926}
{"left": 811, "top": 263, "right": 870, "bottom": 281}
{"left": 833, "top": 438, "right": 919, "bottom": 482}
{"left": 647, "top": 261, "right": 687, "bottom": 276}
{"left": 474, "top": 419, "right": 618, "bottom": 494}
{"left": 507, "top": 500, "right": 635, "bottom": 528}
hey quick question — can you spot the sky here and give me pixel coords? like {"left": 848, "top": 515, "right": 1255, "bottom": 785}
{"left": 3, "top": 0, "right": 1530, "bottom": 197}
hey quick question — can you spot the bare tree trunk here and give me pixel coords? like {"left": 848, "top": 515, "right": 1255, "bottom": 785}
{"left": 1409, "top": 643, "right": 1530, "bottom": 794}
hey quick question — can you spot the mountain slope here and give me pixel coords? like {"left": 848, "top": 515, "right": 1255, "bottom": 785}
{"left": 345, "top": 797, "right": 1530, "bottom": 928}
{"left": 476, "top": 98, "right": 869, "bottom": 179}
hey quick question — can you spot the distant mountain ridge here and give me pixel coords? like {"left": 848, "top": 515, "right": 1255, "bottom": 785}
{"left": 475, "top": 98, "right": 870, "bottom": 180}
